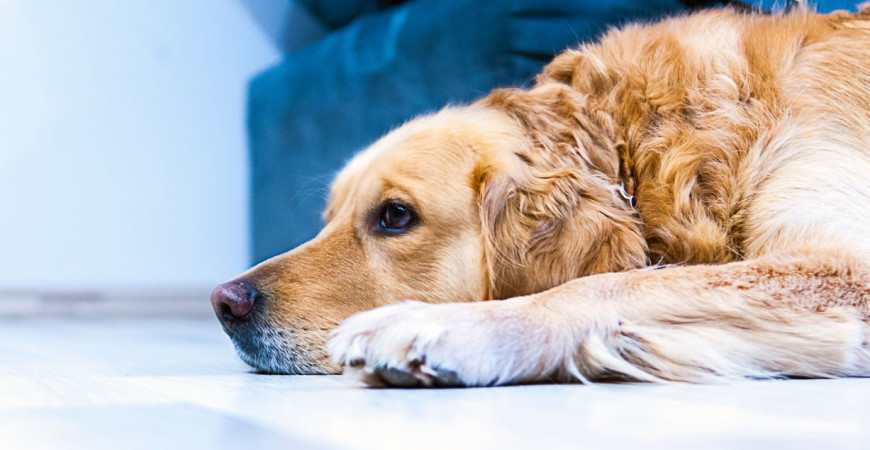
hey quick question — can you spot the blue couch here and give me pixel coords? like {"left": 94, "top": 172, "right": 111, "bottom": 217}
{"left": 248, "top": 0, "right": 857, "bottom": 263}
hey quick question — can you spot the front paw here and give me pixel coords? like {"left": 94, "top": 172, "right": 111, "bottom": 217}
{"left": 326, "top": 301, "right": 472, "bottom": 387}
{"left": 327, "top": 299, "right": 572, "bottom": 387}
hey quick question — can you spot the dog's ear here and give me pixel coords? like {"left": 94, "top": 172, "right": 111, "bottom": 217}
{"left": 475, "top": 86, "right": 647, "bottom": 299}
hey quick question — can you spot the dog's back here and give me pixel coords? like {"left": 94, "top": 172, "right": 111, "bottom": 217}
{"left": 540, "top": 7, "right": 870, "bottom": 263}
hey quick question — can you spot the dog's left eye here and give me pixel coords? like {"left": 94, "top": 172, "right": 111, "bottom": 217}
{"left": 377, "top": 202, "right": 417, "bottom": 234}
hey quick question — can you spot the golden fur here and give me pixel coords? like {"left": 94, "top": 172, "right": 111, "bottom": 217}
{"left": 222, "top": 6, "right": 870, "bottom": 385}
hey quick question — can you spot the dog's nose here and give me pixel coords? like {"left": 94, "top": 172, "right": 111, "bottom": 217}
{"left": 211, "top": 280, "right": 260, "bottom": 331}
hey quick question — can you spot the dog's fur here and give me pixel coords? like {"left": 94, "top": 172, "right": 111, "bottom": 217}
{"left": 225, "top": 6, "right": 870, "bottom": 386}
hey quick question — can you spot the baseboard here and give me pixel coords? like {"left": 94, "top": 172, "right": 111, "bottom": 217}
{"left": 0, "top": 286, "right": 214, "bottom": 318}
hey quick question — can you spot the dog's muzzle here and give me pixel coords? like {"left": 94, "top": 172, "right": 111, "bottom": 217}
{"left": 211, "top": 279, "right": 321, "bottom": 374}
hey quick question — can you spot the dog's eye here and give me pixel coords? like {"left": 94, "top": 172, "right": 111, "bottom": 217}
{"left": 377, "top": 202, "right": 416, "bottom": 234}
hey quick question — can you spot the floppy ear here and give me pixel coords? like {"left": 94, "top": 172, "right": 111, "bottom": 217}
{"left": 476, "top": 86, "right": 648, "bottom": 299}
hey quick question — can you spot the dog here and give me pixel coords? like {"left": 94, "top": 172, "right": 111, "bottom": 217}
{"left": 211, "top": 6, "right": 870, "bottom": 387}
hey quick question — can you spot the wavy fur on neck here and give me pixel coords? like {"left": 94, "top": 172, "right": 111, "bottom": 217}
{"left": 476, "top": 85, "right": 648, "bottom": 299}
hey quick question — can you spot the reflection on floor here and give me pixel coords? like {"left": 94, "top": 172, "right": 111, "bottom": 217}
{"left": 1, "top": 318, "right": 867, "bottom": 450}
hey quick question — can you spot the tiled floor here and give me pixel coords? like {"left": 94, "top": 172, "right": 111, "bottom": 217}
{"left": 1, "top": 318, "right": 868, "bottom": 450}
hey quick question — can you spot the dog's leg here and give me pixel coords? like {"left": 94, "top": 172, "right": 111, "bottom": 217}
{"left": 328, "top": 249, "right": 870, "bottom": 387}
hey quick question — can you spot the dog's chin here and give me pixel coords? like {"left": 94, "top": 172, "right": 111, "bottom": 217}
{"left": 231, "top": 324, "right": 336, "bottom": 375}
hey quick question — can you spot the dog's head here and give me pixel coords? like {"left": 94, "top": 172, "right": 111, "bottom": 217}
{"left": 212, "top": 84, "right": 647, "bottom": 374}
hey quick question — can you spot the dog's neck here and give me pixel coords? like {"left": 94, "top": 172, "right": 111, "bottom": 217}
{"left": 535, "top": 44, "right": 750, "bottom": 266}
{"left": 479, "top": 87, "right": 650, "bottom": 298}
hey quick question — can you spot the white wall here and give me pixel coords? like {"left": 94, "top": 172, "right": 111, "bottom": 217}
{"left": 0, "top": 0, "right": 279, "bottom": 288}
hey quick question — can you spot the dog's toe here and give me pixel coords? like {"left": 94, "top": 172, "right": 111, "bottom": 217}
{"left": 370, "top": 364, "right": 465, "bottom": 388}
{"left": 374, "top": 366, "right": 424, "bottom": 387}
{"left": 430, "top": 366, "right": 463, "bottom": 387}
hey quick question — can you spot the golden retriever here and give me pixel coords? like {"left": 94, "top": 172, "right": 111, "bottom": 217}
{"left": 211, "top": 6, "right": 870, "bottom": 386}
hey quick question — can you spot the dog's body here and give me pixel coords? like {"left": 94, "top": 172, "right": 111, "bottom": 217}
{"left": 212, "top": 7, "right": 870, "bottom": 386}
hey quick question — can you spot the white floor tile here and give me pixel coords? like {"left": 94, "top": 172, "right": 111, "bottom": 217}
{"left": 1, "top": 318, "right": 867, "bottom": 449}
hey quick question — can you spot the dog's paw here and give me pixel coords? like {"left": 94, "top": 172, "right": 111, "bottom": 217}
{"left": 327, "top": 301, "right": 502, "bottom": 387}
{"left": 327, "top": 299, "right": 575, "bottom": 387}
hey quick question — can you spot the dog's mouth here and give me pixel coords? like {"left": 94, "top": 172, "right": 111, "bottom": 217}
{"left": 228, "top": 320, "right": 337, "bottom": 375}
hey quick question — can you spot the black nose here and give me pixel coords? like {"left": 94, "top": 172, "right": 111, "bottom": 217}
{"left": 211, "top": 280, "right": 261, "bottom": 333}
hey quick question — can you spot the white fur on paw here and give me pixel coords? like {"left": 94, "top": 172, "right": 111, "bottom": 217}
{"left": 327, "top": 300, "right": 574, "bottom": 387}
